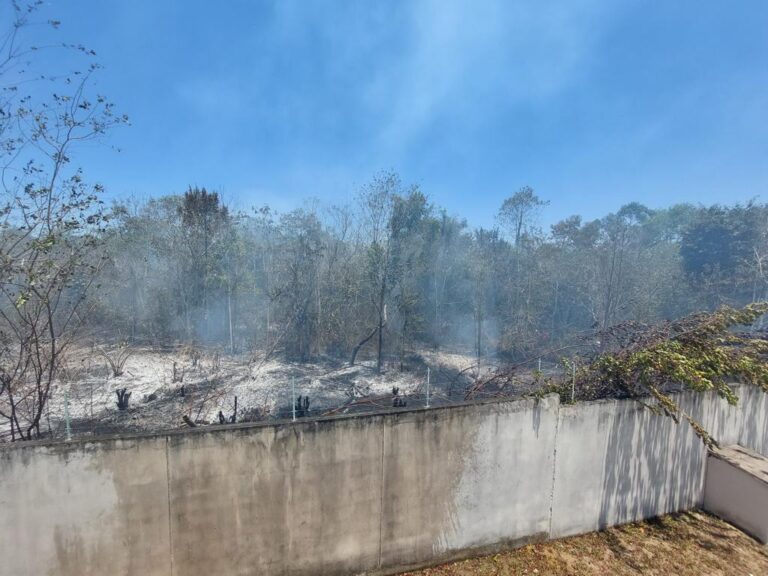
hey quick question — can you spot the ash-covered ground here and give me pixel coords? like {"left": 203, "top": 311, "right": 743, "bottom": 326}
{"left": 42, "top": 345, "right": 538, "bottom": 439}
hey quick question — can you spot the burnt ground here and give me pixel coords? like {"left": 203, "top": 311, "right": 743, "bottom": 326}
{"left": 40, "top": 345, "right": 546, "bottom": 439}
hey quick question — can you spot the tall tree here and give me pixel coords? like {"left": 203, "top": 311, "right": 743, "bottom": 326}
{"left": 497, "top": 187, "right": 548, "bottom": 355}
{"left": 470, "top": 228, "right": 504, "bottom": 368}
{"left": 177, "top": 187, "right": 231, "bottom": 341}
{"left": 498, "top": 186, "right": 548, "bottom": 247}
{"left": 358, "top": 173, "right": 396, "bottom": 371}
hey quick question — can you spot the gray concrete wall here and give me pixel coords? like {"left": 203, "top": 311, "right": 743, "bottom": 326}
{"left": 738, "top": 384, "right": 768, "bottom": 454}
{"left": 0, "top": 386, "right": 765, "bottom": 576}
{"left": 550, "top": 385, "right": 755, "bottom": 539}
{"left": 703, "top": 446, "right": 768, "bottom": 544}
{"left": 167, "top": 415, "right": 386, "bottom": 576}
{"left": 379, "top": 396, "right": 558, "bottom": 569}
{"left": 0, "top": 436, "right": 171, "bottom": 576}
{"left": 551, "top": 394, "right": 705, "bottom": 539}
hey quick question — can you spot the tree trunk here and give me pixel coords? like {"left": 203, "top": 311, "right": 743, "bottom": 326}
{"left": 227, "top": 286, "right": 234, "bottom": 354}
{"left": 349, "top": 325, "right": 380, "bottom": 366}
{"left": 475, "top": 308, "right": 483, "bottom": 374}
{"left": 376, "top": 277, "right": 387, "bottom": 373}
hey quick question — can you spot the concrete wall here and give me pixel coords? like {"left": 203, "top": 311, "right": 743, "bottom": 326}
{"left": 737, "top": 384, "right": 768, "bottom": 454}
{"left": 550, "top": 384, "right": 755, "bottom": 539}
{"left": 0, "top": 436, "right": 171, "bottom": 576}
{"left": 379, "top": 396, "right": 558, "bottom": 569}
{"left": 703, "top": 446, "right": 768, "bottom": 544}
{"left": 1, "top": 386, "right": 765, "bottom": 576}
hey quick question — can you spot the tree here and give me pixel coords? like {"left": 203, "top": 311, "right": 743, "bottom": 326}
{"left": 0, "top": 2, "right": 126, "bottom": 440}
{"left": 102, "top": 199, "right": 154, "bottom": 341}
{"left": 317, "top": 203, "right": 363, "bottom": 357}
{"left": 681, "top": 204, "right": 764, "bottom": 307}
{"left": 426, "top": 211, "right": 468, "bottom": 349}
{"left": 272, "top": 208, "right": 325, "bottom": 360}
{"left": 358, "top": 174, "right": 396, "bottom": 371}
{"left": 177, "top": 187, "right": 231, "bottom": 341}
{"left": 496, "top": 187, "right": 549, "bottom": 356}
{"left": 388, "top": 189, "right": 431, "bottom": 367}
{"left": 469, "top": 228, "right": 504, "bottom": 369}
{"left": 498, "top": 186, "right": 548, "bottom": 247}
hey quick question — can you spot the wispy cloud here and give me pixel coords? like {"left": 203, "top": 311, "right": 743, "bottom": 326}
{"left": 366, "top": 0, "right": 621, "bottom": 154}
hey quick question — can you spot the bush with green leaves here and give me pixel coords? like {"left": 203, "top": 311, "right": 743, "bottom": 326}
{"left": 564, "top": 302, "right": 768, "bottom": 447}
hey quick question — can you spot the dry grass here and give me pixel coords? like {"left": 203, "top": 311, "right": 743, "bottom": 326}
{"left": 402, "top": 511, "right": 768, "bottom": 576}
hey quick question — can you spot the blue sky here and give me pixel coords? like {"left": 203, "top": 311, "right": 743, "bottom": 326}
{"left": 14, "top": 1, "right": 768, "bottom": 227}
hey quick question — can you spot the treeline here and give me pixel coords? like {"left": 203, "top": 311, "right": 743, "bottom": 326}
{"left": 92, "top": 173, "right": 768, "bottom": 366}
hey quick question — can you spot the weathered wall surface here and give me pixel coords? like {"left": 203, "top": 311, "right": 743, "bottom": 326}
{"left": 167, "top": 415, "right": 386, "bottom": 576}
{"left": 379, "top": 397, "right": 558, "bottom": 569}
{"left": 0, "top": 436, "right": 171, "bottom": 576}
{"left": 0, "top": 385, "right": 765, "bottom": 576}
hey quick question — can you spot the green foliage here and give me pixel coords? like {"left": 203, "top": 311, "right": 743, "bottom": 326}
{"left": 679, "top": 204, "right": 768, "bottom": 306}
{"left": 573, "top": 303, "right": 768, "bottom": 446}
{"left": 681, "top": 205, "right": 759, "bottom": 277}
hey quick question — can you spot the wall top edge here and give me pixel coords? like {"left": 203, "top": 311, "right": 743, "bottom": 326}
{"left": 0, "top": 392, "right": 563, "bottom": 452}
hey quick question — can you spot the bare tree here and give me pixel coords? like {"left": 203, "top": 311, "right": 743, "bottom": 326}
{"left": 0, "top": 2, "right": 126, "bottom": 440}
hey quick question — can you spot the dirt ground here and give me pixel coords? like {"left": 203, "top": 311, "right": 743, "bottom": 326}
{"left": 402, "top": 511, "right": 768, "bottom": 576}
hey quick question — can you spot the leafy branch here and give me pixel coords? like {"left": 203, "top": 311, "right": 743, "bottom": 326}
{"left": 562, "top": 302, "right": 768, "bottom": 447}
